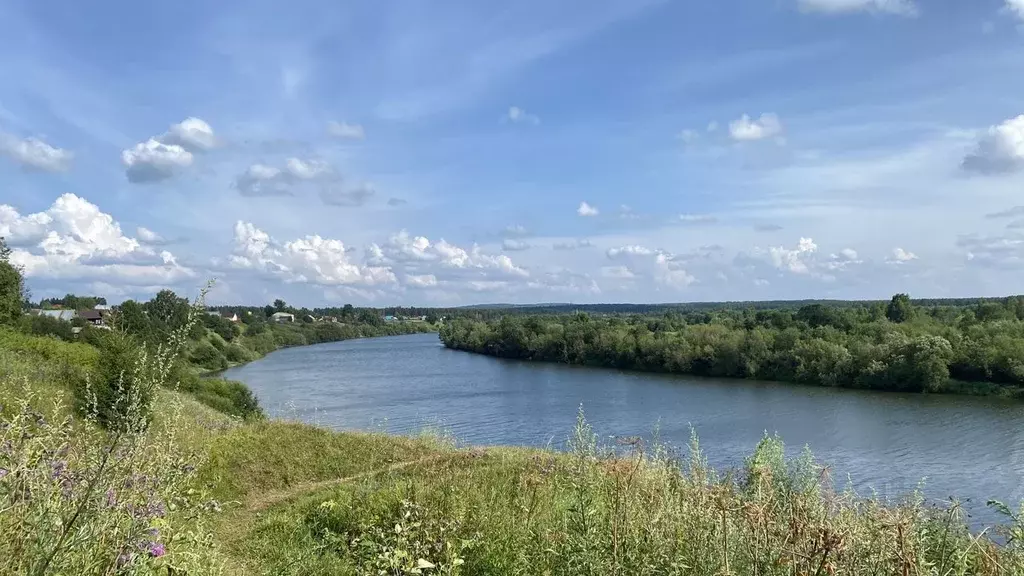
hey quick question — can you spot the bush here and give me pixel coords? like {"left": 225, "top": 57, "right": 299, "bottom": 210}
{"left": 223, "top": 343, "right": 251, "bottom": 364}
{"left": 76, "top": 331, "right": 155, "bottom": 431}
{"left": 183, "top": 378, "right": 263, "bottom": 419}
{"left": 189, "top": 340, "right": 227, "bottom": 372}
{"left": 18, "top": 313, "right": 75, "bottom": 341}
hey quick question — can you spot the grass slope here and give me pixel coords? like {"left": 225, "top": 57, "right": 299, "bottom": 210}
{"left": 4, "top": 328, "right": 1024, "bottom": 575}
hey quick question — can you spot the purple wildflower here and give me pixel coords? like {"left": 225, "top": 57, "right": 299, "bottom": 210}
{"left": 51, "top": 460, "right": 67, "bottom": 480}
{"left": 147, "top": 542, "right": 165, "bottom": 558}
{"left": 116, "top": 552, "right": 133, "bottom": 568}
{"left": 105, "top": 488, "right": 117, "bottom": 508}
{"left": 0, "top": 468, "right": 8, "bottom": 480}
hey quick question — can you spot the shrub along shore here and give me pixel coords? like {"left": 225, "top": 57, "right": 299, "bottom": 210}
{"left": 440, "top": 294, "right": 1024, "bottom": 397}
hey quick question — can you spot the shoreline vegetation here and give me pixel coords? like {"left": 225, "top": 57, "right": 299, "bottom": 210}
{"left": 440, "top": 294, "right": 1024, "bottom": 398}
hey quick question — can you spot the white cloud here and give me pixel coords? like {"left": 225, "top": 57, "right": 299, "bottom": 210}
{"left": 1006, "top": 0, "right": 1024, "bottom": 21}
{"left": 729, "top": 113, "right": 783, "bottom": 142}
{"left": 0, "top": 134, "right": 73, "bottom": 172}
{"left": 3, "top": 194, "right": 193, "bottom": 285}
{"left": 962, "top": 115, "right": 1024, "bottom": 174}
{"left": 135, "top": 227, "right": 168, "bottom": 245}
{"left": 553, "top": 238, "right": 595, "bottom": 250}
{"left": 797, "top": 0, "right": 918, "bottom": 16}
{"left": 327, "top": 121, "right": 366, "bottom": 140}
{"left": 121, "top": 117, "right": 216, "bottom": 183}
{"left": 824, "top": 248, "right": 862, "bottom": 270}
{"left": 577, "top": 201, "right": 599, "bottom": 217}
{"left": 162, "top": 117, "right": 218, "bottom": 151}
{"left": 768, "top": 237, "right": 818, "bottom": 274}
{"left": 888, "top": 247, "right": 918, "bottom": 263}
{"left": 607, "top": 245, "right": 696, "bottom": 289}
{"left": 502, "top": 239, "right": 530, "bottom": 251}
{"left": 607, "top": 245, "right": 654, "bottom": 258}
{"left": 234, "top": 157, "right": 344, "bottom": 198}
{"left": 405, "top": 274, "right": 438, "bottom": 288}
{"left": 367, "top": 230, "right": 530, "bottom": 287}
{"left": 506, "top": 106, "right": 540, "bottom": 125}
{"left": 230, "top": 221, "right": 396, "bottom": 287}
{"left": 121, "top": 138, "right": 194, "bottom": 183}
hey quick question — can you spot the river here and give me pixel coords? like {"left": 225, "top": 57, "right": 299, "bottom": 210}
{"left": 223, "top": 332, "right": 1024, "bottom": 528}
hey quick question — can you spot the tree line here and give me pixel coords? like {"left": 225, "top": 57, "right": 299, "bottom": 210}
{"left": 440, "top": 294, "right": 1024, "bottom": 396}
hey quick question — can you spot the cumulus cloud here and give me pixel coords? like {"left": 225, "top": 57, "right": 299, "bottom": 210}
{"left": 121, "top": 117, "right": 216, "bottom": 183}
{"left": 887, "top": 247, "right": 918, "bottom": 264}
{"left": 577, "top": 201, "right": 599, "bottom": 217}
{"left": 506, "top": 106, "right": 540, "bottom": 125}
{"left": 768, "top": 237, "right": 818, "bottom": 274}
{"left": 729, "top": 113, "right": 783, "bottom": 142}
{"left": 1006, "top": 0, "right": 1024, "bottom": 21}
{"left": 135, "top": 226, "right": 177, "bottom": 247}
{"left": 327, "top": 121, "right": 366, "bottom": 140}
{"left": 121, "top": 139, "right": 193, "bottom": 183}
{"left": 234, "top": 157, "right": 341, "bottom": 198}
{"left": 2, "top": 194, "right": 193, "bottom": 284}
{"left": 797, "top": 0, "right": 918, "bottom": 15}
{"left": 502, "top": 239, "right": 531, "bottom": 251}
{"left": 962, "top": 115, "right": 1024, "bottom": 174}
{"left": 161, "top": 117, "right": 218, "bottom": 151}
{"left": 230, "top": 221, "right": 396, "bottom": 287}
{"left": 0, "top": 133, "right": 73, "bottom": 172}
{"left": 366, "top": 230, "right": 530, "bottom": 290}
{"left": 553, "top": 239, "right": 594, "bottom": 250}
{"left": 607, "top": 244, "right": 696, "bottom": 288}
{"left": 824, "top": 248, "right": 862, "bottom": 270}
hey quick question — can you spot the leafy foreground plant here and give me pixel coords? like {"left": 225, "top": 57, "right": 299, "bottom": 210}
{"left": 0, "top": 287, "right": 226, "bottom": 575}
{"left": 241, "top": 410, "right": 1024, "bottom": 576}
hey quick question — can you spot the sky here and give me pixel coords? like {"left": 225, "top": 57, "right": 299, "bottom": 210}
{"left": 1, "top": 0, "right": 1024, "bottom": 306}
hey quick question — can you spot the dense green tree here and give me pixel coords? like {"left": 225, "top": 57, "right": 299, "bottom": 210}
{"left": 886, "top": 293, "right": 914, "bottom": 324}
{"left": 274, "top": 299, "right": 287, "bottom": 312}
{"left": 0, "top": 237, "right": 25, "bottom": 325}
{"left": 116, "top": 300, "right": 151, "bottom": 338}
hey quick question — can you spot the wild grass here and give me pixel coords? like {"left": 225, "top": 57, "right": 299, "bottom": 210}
{"left": 228, "top": 410, "right": 1024, "bottom": 575}
{"left": 0, "top": 286, "right": 229, "bottom": 575}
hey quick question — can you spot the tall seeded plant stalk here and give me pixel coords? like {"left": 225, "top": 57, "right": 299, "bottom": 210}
{"left": 1, "top": 282, "right": 225, "bottom": 575}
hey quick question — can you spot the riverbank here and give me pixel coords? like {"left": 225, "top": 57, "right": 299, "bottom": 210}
{"left": 439, "top": 306, "right": 1024, "bottom": 398}
{"left": 4, "top": 329, "right": 1024, "bottom": 574}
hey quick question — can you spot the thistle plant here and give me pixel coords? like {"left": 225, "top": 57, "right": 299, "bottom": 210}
{"left": 0, "top": 283, "right": 224, "bottom": 575}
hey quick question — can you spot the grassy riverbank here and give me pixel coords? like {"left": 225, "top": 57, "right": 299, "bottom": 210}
{"left": 4, "top": 322, "right": 1024, "bottom": 575}
{"left": 440, "top": 295, "right": 1024, "bottom": 398}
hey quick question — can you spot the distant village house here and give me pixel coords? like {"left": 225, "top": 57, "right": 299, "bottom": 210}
{"left": 271, "top": 312, "right": 295, "bottom": 323}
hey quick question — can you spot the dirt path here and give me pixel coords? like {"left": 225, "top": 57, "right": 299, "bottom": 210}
{"left": 246, "top": 453, "right": 451, "bottom": 512}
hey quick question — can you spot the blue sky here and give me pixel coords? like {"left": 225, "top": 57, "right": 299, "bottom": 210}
{"left": 2, "top": 0, "right": 1024, "bottom": 306}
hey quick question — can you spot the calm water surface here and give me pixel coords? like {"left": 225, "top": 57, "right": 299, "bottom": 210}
{"left": 224, "top": 333, "right": 1024, "bottom": 527}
